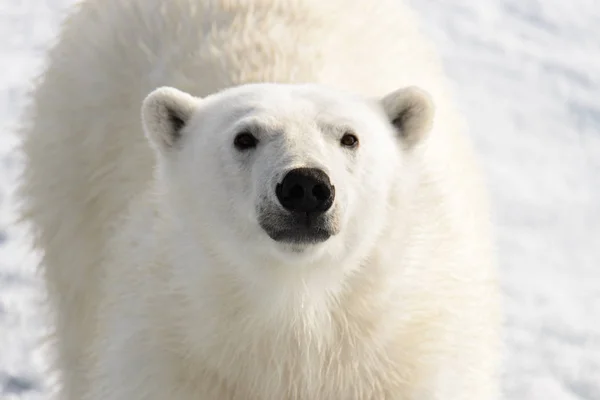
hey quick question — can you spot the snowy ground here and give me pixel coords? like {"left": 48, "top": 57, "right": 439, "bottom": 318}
{"left": 1, "top": 0, "right": 598, "bottom": 399}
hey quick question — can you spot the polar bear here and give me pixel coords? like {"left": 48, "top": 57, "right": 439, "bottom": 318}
{"left": 18, "top": 0, "right": 501, "bottom": 399}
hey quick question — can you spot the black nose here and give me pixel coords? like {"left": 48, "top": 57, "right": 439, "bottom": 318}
{"left": 276, "top": 168, "right": 335, "bottom": 213}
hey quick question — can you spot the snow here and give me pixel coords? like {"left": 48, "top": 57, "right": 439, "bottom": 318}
{"left": 0, "top": 0, "right": 598, "bottom": 398}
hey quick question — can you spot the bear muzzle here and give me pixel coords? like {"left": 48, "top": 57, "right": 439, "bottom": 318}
{"left": 259, "top": 168, "right": 338, "bottom": 245}
{"left": 275, "top": 167, "right": 335, "bottom": 214}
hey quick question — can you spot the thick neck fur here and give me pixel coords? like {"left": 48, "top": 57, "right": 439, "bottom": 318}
{"left": 148, "top": 196, "right": 421, "bottom": 399}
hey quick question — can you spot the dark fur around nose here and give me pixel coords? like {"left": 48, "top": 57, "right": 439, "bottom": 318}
{"left": 276, "top": 168, "right": 335, "bottom": 214}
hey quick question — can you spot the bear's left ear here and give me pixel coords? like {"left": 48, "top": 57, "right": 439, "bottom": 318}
{"left": 380, "top": 86, "right": 435, "bottom": 148}
{"left": 141, "top": 87, "right": 199, "bottom": 153}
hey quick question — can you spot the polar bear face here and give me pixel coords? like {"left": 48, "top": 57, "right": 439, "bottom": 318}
{"left": 142, "top": 83, "right": 433, "bottom": 271}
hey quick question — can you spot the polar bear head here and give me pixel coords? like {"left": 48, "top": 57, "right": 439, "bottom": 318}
{"left": 142, "top": 83, "right": 433, "bottom": 274}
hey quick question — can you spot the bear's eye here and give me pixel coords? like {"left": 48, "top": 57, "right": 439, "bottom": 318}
{"left": 340, "top": 132, "right": 359, "bottom": 148}
{"left": 233, "top": 132, "right": 258, "bottom": 151}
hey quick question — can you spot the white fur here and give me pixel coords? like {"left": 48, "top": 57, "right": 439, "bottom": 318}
{"left": 18, "top": 0, "right": 501, "bottom": 399}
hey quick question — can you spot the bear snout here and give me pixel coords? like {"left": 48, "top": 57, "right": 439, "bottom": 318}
{"left": 258, "top": 167, "right": 338, "bottom": 244}
{"left": 275, "top": 168, "right": 335, "bottom": 214}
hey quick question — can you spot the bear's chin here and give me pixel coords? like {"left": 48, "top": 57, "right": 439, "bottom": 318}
{"left": 263, "top": 228, "right": 332, "bottom": 260}
{"left": 266, "top": 240, "right": 332, "bottom": 266}
{"left": 266, "top": 227, "right": 332, "bottom": 245}
{"left": 254, "top": 225, "right": 335, "bottom": 263}
{"left": 257, "top": 208, "right": 339, "bottom": 248}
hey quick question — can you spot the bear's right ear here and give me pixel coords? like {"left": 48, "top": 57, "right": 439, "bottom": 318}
{"left": 141, "top": 87, "right": 199, "bottom": 153}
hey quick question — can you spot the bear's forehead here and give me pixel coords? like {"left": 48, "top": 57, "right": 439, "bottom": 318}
{"left": 208, "top": 83, "right": 379, "bottom": 126}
